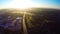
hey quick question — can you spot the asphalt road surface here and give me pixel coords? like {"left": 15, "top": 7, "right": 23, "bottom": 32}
{"left": 22, "top": 13, "right": 28, "bottom": 34}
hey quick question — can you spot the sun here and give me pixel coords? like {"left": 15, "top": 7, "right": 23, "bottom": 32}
{"left": 3, "top": 0, "right": 36, "bottom": 9}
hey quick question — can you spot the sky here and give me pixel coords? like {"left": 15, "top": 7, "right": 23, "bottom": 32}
{"left": 0, "top": 0, "right": 60, "bottom": 9}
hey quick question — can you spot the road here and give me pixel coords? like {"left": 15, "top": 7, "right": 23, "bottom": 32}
{"left": 22, "top": 12, "right": 28, "bottom": 34}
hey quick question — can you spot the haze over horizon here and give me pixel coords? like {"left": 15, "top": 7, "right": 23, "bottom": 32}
{"left": 0, "top": 0, "right": 60, "bottom": 9}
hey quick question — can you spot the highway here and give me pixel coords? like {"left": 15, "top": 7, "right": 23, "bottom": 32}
{"left": 22, "top": 11, "right": 28, "bottom": 34}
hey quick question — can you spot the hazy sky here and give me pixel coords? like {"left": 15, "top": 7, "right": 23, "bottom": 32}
{"left": 0, "top": 0, "right": 60, "bottom": 9}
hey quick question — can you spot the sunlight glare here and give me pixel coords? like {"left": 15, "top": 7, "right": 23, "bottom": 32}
{"left": 4, "top": 0, "right": 36, "bottom": 9}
